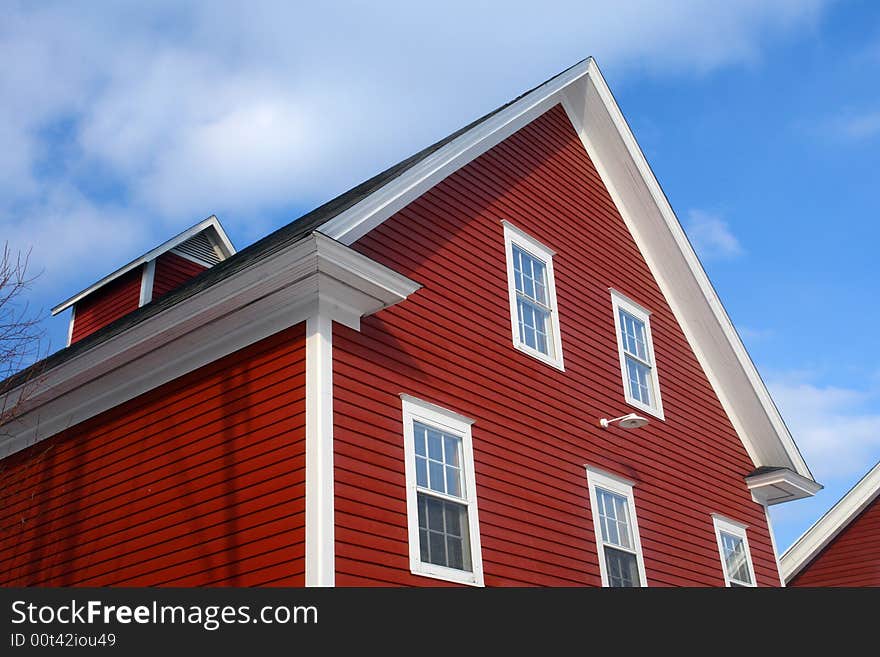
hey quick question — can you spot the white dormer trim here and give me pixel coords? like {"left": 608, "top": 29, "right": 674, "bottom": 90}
{"left": 139, "top": 260, "right": 156, "bottom": 307}
{"left": 51, "top": 215, "right": 235, "bottom": 316}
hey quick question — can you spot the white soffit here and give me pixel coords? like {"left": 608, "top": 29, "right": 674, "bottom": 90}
{"left": 322, "top": 57, "right": 814, "bottom": 484}
{"left": 745, "top": 468, "right": 823, "bottom": 506}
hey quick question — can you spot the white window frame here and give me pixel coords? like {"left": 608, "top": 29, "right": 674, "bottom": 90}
{"left": 586, "top": 466, "right": 648, "bottom": 587}
{"left": 502, "top": 220, "right": 565, "bottom": 371}
{"left": 712, "top": 514, "right": 757, "bottom": 587}
{"left": 610, "top": 288, "right": 664, "bottom": 419}
{"left": 401, "top": 394, "right": 484, "bottom": 586}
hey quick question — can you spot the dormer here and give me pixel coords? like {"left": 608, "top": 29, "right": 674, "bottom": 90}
{"left": 52, "top": 216, "right": 235, "bottom": 345}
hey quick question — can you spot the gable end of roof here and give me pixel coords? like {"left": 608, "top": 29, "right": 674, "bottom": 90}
{"left": 780, "top": 461, "right": 880, "bottom": 583}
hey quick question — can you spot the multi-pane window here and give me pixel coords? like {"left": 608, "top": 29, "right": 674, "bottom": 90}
{"left": 503, "top": 221, "right": 564, "bottom": 370}
{"left": 513, "top": 245, "right": 552, "bottom": 355}
{"left": 401, "top": 395, "right": 484, "bottom": 586}
{"left": 587, "top": 467, "right": 648, "bottom": 587}
{"left": 610, "top": 289, "right": 664, "bottom": 419}
{"left": 713, "top": 515, "right": 756, "bottom": 587}
{"left": 595, "top": 488, "right": 641, "bottom": 587}
{"left": 414, "top": 422, "right": 470, "bottom": 571}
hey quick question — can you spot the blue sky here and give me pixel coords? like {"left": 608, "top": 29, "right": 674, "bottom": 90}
{"left": 2, "top": 1, "right": 878, "bottom": 553}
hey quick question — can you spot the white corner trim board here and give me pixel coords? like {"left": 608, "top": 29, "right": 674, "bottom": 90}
{"left": 305, "top": 314, "right": 335, "bottom": 587}
{"left": 780, "top": 461, "right": 880, "bottom": 583}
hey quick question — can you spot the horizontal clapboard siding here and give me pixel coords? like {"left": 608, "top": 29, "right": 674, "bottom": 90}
{"left": 334, "top": 103, "right": 779, "bottom": 587}
{"left": 789, "top": 498, "right": 880, "bottom": 586}
{"left": 70, "top": 266, "right": 143, "bottom": 344}
{"left": 152, "top": 251, "right": 207, "bottom": 300}
{"left": 0, "top": 323, "right": 306, "bottom": 587}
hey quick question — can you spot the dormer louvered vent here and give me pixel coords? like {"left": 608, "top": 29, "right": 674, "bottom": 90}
{"left": 52, "top": 216, "right": 235, "bottom": 346}
{"left": 172, "top": 231, "right": 223, "bottom": 266}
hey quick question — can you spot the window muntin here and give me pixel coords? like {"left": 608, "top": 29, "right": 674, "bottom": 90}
{"left": 512, "top": 245, "right": 552, "bottom": 355}
{"left": 610, "top": 290, "right": 664, "bottom": 419}
{"left": 401, "top": 395, "right": 484, "bottom": 586}
{"left": 413, "top": 421, "right": 470, "bottom": 571}
{"left": 418, "top": 495, "right": 470, "bottom": 571}
{"left": 586, "top": 467, "right": 648, "bottom": 588}
{"left": 713, "top": 515, "right": 757, "bottom": 587}
{"left": 503, "top": 221, "right": 564, "bottom": 370}
{"left": 595, "top": 487, "right": 641, "bottom": 587}
{"left": 720, "top": 532, "right": 752, "bottom": 586}
{"left": 620, "top": 309, "right": 652, "bottom": 406}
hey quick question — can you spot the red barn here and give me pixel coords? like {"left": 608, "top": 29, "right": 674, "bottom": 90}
{"left": 782, "top": 462, "right": 880, "bottom": 586}
{"left": 0, "top": 58, "right": 821, "bottom": 587}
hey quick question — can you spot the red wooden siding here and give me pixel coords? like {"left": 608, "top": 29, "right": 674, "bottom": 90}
{"left": 0, "top": 323, "right": 306, "bottom": 586}
{"left": 152, "top": 251, "right": 208, "bottom": 300}
{"left": 70, "top": 266, "right": 143, "bottom": 343}
{"left": 789, "top": 497, "right": 880, "bottom": 586}
{"left": 333, "top": 103, "right": 781, "bottom": 586}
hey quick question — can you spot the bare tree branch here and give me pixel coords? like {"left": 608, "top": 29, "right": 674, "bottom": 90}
{"left": 0, "top": 242, "right": 48, "bottom": 430}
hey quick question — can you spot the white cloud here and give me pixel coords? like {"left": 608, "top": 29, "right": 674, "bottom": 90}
{"left": 0, "top": 1, "right": 833, "bottom": 352}
{"left": 834, "top": 111, "right": 880, "bottom": 140}
{"left": 737, "top": 326, "right": 775, "bottom": 342}
{"left": 769, "top": 376, "right": 880, "bottom": 479}
{"left": 685, "top": 210, "right": 745, "bottom": 260}
{"left": 768, "top": 372, "right": 880, "bottom": 551}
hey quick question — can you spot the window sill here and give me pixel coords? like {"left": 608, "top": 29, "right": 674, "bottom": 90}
{"left": 622, "top": 394, "right": 665, "bottom": 421}
{"left": 410, "top": 563, "right": 485, "bottom": 587}
{"left": 513, "top": 341, "right": 565, "bottom": 371}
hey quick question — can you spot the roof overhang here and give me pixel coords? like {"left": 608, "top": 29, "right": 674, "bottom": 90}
{"left": 780, "top": 461, "right": 880, "bottom": 583}
{"left": 51, "top": 215, "right": 236, "bottom": 316}
{"left": 318, "top": 57, "right": 817, "bottom": 492}
{"left": 745, "top": 467, "right": 823, "bottom": 506}
{"left": 1, "top": 232, "right": 419, "bottom": 459}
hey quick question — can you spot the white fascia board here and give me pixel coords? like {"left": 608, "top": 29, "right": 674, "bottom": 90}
{"left": 51, "top": 215, "right": 236, "bottom": 316}
{"left": 319, "top": 56, "right": 815, "bottom": 486}
{"left": 562, "top": 61, "right": 814, "bottom": 483}
{"left": 1, "top": 232, "right": 419, "bottom": 459}
{"left": 780, "top": 461, "right": 880, "bottom": 583}
{"left": 321, "top": 62, "right": 592, "bottom": 245}
{"left": 207, "top": 217, "right": 236, "bottom": 258}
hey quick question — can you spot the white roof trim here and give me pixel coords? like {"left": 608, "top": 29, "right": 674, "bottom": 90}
{"left": 780, "top": 461, "right": 880, "bottom": 583}
{"left": 320, "top": 62, "right": 590, "bottom": 244}
{"left": 321, "top": 57, "right": 815, "bottom": 484}
{"left": 51, "top": 215, "right": 236, "bottom": 315}
{"left": 1, "top": 233, "right": 420, "bottom": 459}
{"left": 570, "top": 61, "right": 811, "bottom": 480}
